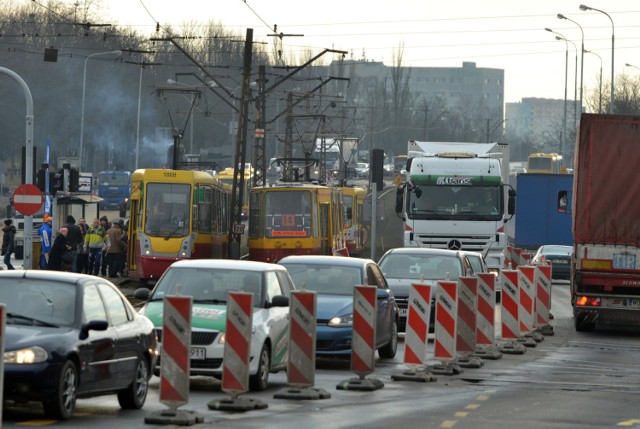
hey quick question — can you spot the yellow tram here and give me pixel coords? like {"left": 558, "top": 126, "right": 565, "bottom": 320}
{"left": 127, "top": 169, "right": 230, "bottom": 281}
{"left": 339, "top": 186, "right": 367, "bottom": 256}
{"left": 215, "top": 166, "right": 253, "bottom": 215}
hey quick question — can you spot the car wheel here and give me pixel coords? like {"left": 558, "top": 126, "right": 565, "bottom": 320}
{"left": 117, "top": 357, "right": 149, "bottom": 409}
{"left": 43, "top": 360, "right": 78, "bottom": 420}
{"left": 378, "top": 319, "right": 398, "bottom": 359}
{"left": 249, "top": 343, "right": 270, "bottom": 391}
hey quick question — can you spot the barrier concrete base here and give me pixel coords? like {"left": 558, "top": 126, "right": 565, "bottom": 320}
{"left": 518, "top": 336, "right": 538, "bottom": 347}
{"left": 474, "top": 345, "right": 503, "bottom": 360}
{"left": 144, "top": 409, "right": 204, "bottom": 425}
{"left": 537, "top": 324, "right": 555, "bottom": 336}
{"left": 273, "top": 386, "right": 332, "bottom": 400}
{"left": 391, "top": 367, "right": 438, "bottom": 382}
{"left": 455, "top": 354, "right": 484, "bottom": 369}
{"left": 427, "top": 361, "right": 463, "bottom": 376}
{"left": 336, "top": 377, "right": 384, "bottom": 391}
{"left": 208, "top": 396, "right": 268, "bottom": 412}
{"left": 498, "top": 340, "right": 527, "bottom": 354}
{"left": 526, "top": 331, "right": 545, "bottom": 342}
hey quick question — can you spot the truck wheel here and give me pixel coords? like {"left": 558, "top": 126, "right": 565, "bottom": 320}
{"left": 574, "top": 315, "right": 595, "bottom": 332}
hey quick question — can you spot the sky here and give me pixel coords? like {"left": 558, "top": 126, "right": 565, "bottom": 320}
{"left": 60, "top": 0, "right": 640, "bottom": 104}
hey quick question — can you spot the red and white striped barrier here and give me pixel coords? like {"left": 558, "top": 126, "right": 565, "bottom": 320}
{"left": 476, "top": 273, "right": 496, "bottom": 346}
{"left": 500, "top": 270, "right": 520, "bottom": 340}
{"left": 518, "top": 266, "right": 536, "bottom": 335}
{"left": 505, "top": 246, "right": 514, "bottom": 269}
{"left": 434, "top": 281, "right": 458, "bottom": 362}
{"left": 456, "top": 276, "right": 478, "bottom": 355}
{"left": 221, "top": 292, "right": 253, "bottom": 397}
{"left": 337, "top": 285, "right": 384, "bottom": 390}
{"left": 404, "top": 284, "right": 433, "bottom": 366}
{"left": 535, "top": 264, "right": 554, "bottom": 335}
{"left": 274, "top": 290, "right": 331, "bottom": 400}
{"left": 159, "top": 295, "right": 192, "bottom": 410}
{"left": 351, "top": 285, "right": 377, "bottom": 377}
{"left": 146, "top": 295, "right": 204, "bottom": 424}
{"left": 287, "top": 291, "right": 316, "bottom": 387}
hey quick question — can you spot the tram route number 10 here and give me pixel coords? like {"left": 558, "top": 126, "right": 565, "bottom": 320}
{"left": 281, "top": 214, "right": 296, "bottom": 227}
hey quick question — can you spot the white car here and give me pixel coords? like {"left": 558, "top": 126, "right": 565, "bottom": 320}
{"left": 134, "top": 259, "right": 294, "bottom": 391}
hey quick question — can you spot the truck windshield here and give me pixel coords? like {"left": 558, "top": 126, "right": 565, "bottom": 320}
{"left": 407, "top": 185, "right": 502, "bottom": 220}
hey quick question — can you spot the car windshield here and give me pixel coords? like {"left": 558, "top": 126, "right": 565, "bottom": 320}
{"left": 379, "top": 253, "right": 462, "bottom": 280}
{"left": 542, "top": 246, "right": 573, "bottom": 255}
{"left": 151, "top": 267, "right": 263, "bottom": 305}
{"left": 0, "top": 278, "right": 76, "bottom": 326}
{"left": 282, "top": 263, "right": 362, "bottom": 295}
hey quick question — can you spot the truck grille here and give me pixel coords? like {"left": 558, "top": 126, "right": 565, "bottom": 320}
{"left": 414, "top": 234, "right": 493, "bottom": 253}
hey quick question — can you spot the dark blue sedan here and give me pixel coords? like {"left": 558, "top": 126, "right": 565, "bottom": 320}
{"left": 0, "top": 271, "right": 158, "bottom": 420}
{"left": 279, "top": 255, "right": 399, "bottom": 359}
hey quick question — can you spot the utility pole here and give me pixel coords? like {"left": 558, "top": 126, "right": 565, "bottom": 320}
{"left": 228, "top": 28, "right": 253, "bottom": 259}
{"left": 282, "top": 92, "right": 294, "bottom": 181}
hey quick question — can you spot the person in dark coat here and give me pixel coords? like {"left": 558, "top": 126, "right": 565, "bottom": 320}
{"left": 64, "top": 215, "right": 83, "bottom": 272}
{"left": 48, "top": 227, "right": 72, "bottom": 271}
{"left": 1, "top": 219, "right": 16, "bottom": 270}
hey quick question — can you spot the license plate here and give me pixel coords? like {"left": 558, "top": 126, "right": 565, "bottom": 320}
{"left": 399, "top": 308, "right": 408, "bottom": 317}
{"left": 552, "top": 259, "right": 568, "bottom": 264}
{"left": 604, "top": 298, "right": 640, "bottom": 309}
{"left": 191, "top": 347, "right": 206, "bottom": 360}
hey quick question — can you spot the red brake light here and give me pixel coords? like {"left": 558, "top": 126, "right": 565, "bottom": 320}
{"left": 576, "top": 296, "right": 601, "bottom": 307}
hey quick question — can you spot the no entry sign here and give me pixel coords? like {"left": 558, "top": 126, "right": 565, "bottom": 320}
{"left": 12, "top": 184, "right": 43, "bottom": 216}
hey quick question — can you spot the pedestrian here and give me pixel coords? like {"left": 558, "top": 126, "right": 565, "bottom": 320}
{"left": 119, "top": 218, "right": 129, "bottom": 277}
{"left": 76, "top": 218, "right": 89, "bottom": 274}
{"left": 48, "top": 227, "right": 72, "bottom": 271}
{"left": 99, "top": 215, "right": 110, "bottom": 276}
{"left": 106, "top": 220, "right": 126, "bottom": 278}
{"left": 1, "top": 219, "right": 16, "bottom": 270}
{"left": 38, "top": 214, "right": 53, "bottom": 269}
{"left": 64, "top": 215, "right": 83, "bottom": 272}
{"left": 84, "top": 218, "right": 107, "bottom": 276}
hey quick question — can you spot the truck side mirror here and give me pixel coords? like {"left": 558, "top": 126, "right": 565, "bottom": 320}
{"left": 395, "top": 184, "right": 405, "bottom": 218}
{"left": 507, "top": 188, "right": 516, "bottom": 215}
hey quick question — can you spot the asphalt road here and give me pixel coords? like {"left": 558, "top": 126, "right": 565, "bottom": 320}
{"left": 3, "top": 280, "right": 640, "bottom": 429}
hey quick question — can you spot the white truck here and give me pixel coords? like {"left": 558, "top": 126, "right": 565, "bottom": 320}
{"left": 395, "top": 141, "right": 515, "bottom": 275}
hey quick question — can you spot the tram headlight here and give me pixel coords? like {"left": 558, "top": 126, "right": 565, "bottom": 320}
{"left": 295, "top": 241, "right": 302, "bottom": 248}
{"left": 275, "top": 241, "right": 282, "bottom": 249}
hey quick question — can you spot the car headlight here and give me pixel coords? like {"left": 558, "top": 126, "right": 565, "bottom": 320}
{"left": 5, "top": 346, "right": 48, "bottom": 364}
{"left": 328, "top": 314, "right": 353, "bottom": 327}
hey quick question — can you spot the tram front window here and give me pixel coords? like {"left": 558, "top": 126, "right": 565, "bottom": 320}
{"left": 145, "top": 183, "right": 191, "bottom": 237}
{"left": 265, "top": 191, "right": 312, "bottom": 238}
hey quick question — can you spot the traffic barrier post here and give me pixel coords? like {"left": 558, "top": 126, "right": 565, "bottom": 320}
{"left": 145, "top": 295, "right": 204, "bottom": 426}
{"left": 274, "top": 291, "right": 331, "bottom": 399}
{"left": 337, "top": 285, "right": 384, "bottom": 391}
{"left": 429, "top": 281, "right": 463, "bottom": 375}
{"left": 497, "top": 270, "right": 527, "bottom": 355}
{"left": 474, "top": 273, "right": 502, "bottom": 360}
{"left": 518, "top": 266, "right": 543, "bottom": 344}
{"left": 392, "top": 283, "right": 437, "bottom": 382}
{"left": 535, "top": 264, "right": 554, "bottom": 336}
{"left": 209, "top": 292, "right": 268, "bottom": 411}
{"left": 455, "top": 276, "right": 483, "bottom": 368}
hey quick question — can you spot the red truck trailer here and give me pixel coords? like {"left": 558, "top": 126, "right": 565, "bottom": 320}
{"left": 572, "top": 114, "right": 640, "bottom": 331}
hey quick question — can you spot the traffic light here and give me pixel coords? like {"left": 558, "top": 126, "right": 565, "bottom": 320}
{"left": 50, "top": 171, "right": 63, "bottom": 193}
{"left": 69, "top": 168, "right": 79, "bottom": 192}
{"left": 36, "top": 168, "right": 47, "bottom": 192}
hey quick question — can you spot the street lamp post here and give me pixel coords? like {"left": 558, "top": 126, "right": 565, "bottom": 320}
{"left": 558, "top": 14, "right": 584, "bottom": 118}
{"left": 585, "top": 50, "right": 603, "bottom": 113}
{"left": 546, "top": 28, "right": 570, "bottom": 160}
{"left": 626, "top": 63, "right": 640, "bottom": 72}
{"left": 80, "top": 50, "right": 120, "bottom": 170}
{"left": 580, "top": 4, "right": 615, "bottom": 113}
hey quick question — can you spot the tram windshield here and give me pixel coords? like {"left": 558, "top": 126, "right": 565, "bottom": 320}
{"left": 265, "top": 191, "right": 312, "bottom": 238}
{"left": 144, "top": 183, "right": 191, "bottom": 237}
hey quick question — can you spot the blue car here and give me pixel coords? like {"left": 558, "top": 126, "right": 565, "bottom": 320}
{"left": 279, "top": 255, "right": 399, "bottom": 359}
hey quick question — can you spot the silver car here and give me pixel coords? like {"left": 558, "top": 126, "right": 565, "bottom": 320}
{"left": 378, "top": 248, "right": 473, "bottom": 332}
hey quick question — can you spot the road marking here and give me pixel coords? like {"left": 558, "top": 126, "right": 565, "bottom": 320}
{"left": 618, "top": 419, "right": 640, "bottom": 427}
{"left": 476, "top": 395, "right": 490, "bottom": 401}
{"left": 455, "top": 411, "right": 468, "bottom": 417}
{"left": 440, "top": 420, "right": 457, "bottom": 428}
{"left": 465, "top": 404, "right": 480, "bottom": 410}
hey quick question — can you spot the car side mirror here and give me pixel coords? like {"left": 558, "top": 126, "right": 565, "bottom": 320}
{"left": 79, "top": 320, "right": 108, "bottom": 340}
{"left": 134, "top": 288, "right": 150, "bottom": 300}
